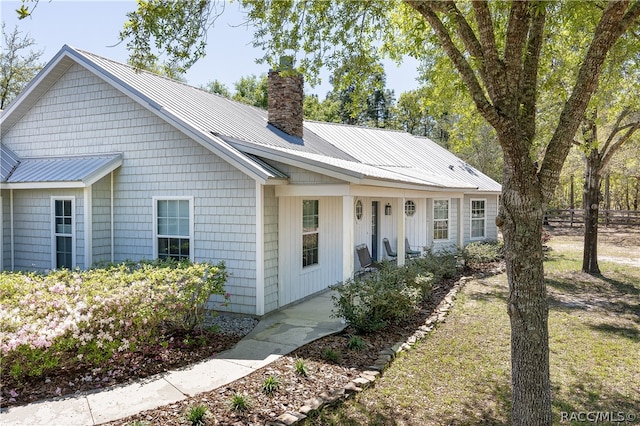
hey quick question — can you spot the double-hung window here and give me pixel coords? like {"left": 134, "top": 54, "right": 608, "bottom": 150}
{"left": 154, "top": 197, "right": 193, "bottom": 261}
{"left": 52, "top": 197, "right": 75, "bottom": 269}
{"left": 433, "top": 199, "right": 449, "bottom": 241}
{"left": 302, "top": 200, "right": 319, "bottom": 267}
{"left": 471, "top": 199, "right": 486, "bottom": 239}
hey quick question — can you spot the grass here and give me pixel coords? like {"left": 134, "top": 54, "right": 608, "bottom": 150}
{"left": 304, "top": 231, "right": 640, "bottom": 425}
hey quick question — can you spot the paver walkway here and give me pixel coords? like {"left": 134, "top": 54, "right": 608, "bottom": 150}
{"left": 0, "top": 290, "right": 345, "bottom": 426}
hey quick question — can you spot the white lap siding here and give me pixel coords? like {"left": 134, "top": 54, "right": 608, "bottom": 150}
{"left": 2, "top": 64, "right": 258, "bottom": 314}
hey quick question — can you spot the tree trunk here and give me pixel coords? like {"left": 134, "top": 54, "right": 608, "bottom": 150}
{"left": 583, "top": 151, "right": 601, "bottom": 274}
{"left": 499, "top": 168, "right": 551, "bottom": 426}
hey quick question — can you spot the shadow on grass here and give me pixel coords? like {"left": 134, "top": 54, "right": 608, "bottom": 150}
{"left": 551, "top": 371, "right": 640, "bottom": 424}
{"left": 588, "top": 323, "right": 640, "bottom": 341}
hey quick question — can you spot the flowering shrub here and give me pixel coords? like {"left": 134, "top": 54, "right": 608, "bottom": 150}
{"left": 0, "top": 260, "right": 228, "bottom": 387}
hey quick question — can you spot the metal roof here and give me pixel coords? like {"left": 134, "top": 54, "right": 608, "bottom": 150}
{"left": 1, "top": 144, "right": 21, "bottom": 181}
{"left": 4, "top": 153, "right": 122, "bottom": 188}
{"left": 1, "top": 45, "right": 501, "bottom": 193}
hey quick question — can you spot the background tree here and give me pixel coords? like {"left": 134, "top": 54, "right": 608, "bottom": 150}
{"left": 0, "top": 22, "right": 43, "bottom": 109}
{"left": 232, "top": 74, "right": 268, "bottom": 109}
{"left": 201, "top": 79, "right": 230, "bottom": 97}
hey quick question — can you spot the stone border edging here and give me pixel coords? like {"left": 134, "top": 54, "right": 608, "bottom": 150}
{"left": 267, "top": 274, "right": 476, "bottom": 426}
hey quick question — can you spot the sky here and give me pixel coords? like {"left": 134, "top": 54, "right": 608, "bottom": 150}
{"left": 1, "top": 0, "right": 421, "bottom": 99}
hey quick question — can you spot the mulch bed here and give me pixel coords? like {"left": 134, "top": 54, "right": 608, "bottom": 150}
{"left": 1, "top": 330, "right": 243, "bottom": 408}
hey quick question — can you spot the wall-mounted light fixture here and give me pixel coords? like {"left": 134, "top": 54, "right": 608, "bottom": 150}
{"left": 385, "top": 203, "right": 392, "bottom": 215}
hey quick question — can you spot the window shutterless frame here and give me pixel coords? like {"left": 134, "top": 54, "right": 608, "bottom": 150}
{"left": 152, "top": 196, "right": 194, "bottom": 262}
{"left": 51, "top": 196, "right": 76, "bottom": 269}
{"left": 302, "top": 199, "right": 319, "bottom": 268}
{"left": 433, "top": 199, "right": 450, "bottom": 241}
{"left": 470, "top": 199, "right": 487, "bottom": 240}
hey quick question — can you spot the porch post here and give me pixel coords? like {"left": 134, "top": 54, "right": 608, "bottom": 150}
{"left": 84, "top": 186, "right": 93, "bottom": 269}
{"left": 457, "top": 196, "right": 464, "bottom": 248}
{"left": 342, "top": 195, "right": 354, "bottom": 281}
{"left": 255, "top": 182, "right": 265, "bottom": 316}
{"left": 396, "top": 197, "right": 405, "bottom": 265}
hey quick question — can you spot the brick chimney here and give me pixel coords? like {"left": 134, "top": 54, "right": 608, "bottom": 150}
{"left": 268, "top": 56, "right": 304, "bottom": 138}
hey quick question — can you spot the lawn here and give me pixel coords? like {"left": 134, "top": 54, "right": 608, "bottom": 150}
{"left": 304, "top": 228, "right": 640, "bottom": 425}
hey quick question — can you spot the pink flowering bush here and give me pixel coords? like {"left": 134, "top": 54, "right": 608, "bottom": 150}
{"left": 0, "top": 260, "right": 228, "bottom": 382}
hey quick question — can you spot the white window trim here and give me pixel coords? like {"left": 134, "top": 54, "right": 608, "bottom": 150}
{"left": 470, "top": 198, "right": 487, "bottom": 240}
{"left": 302, "top": 199, "right": 319, "bottom": 269}
{"left": 51, "top": 196, "right": 76, "bottom": 269}
{"left": 152, "top": 196, "right": 195, "bottom": 262}
{"left": 432, "top": 198, "right": 450, "bottom": 241}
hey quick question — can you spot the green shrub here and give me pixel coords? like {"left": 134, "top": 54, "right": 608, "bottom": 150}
{"left": 462, "top": 240, "right": 504, "bottom": 267}
{"left": 331, "top": 264, "right": 423, "bottom": 333}
{"left": 412, "top": 248, "right": 460, "bottom": 281}
{"left": 322, "top": 348, "right": 341, "bottom": 364}
{"left": 186, "top": 404, "right": 207, "bottom": 425}
{"left": 294, "top": 357, "right": 309, "bottom": 377}
{"left": 346, "top": 335, "right": 365, "bottom": 351}
{"left": 262, "top": 375, "right": 280, "bottom": 395}
{"left": 230, "top": 393, "right": 250, "bottom": 412}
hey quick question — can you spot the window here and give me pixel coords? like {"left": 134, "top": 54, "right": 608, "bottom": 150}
{"left": 355, "top": 199, "right": 363, "bottom": 220}
{"left": 302, "top": 200, "right": 319, "bottom": 267}
{"left": 52, "top": 198, "right": 75, "bottom": 269}
{"left": 471, "top": 199, "right": 486, "bottom": 239}
{"left": 154, "top": 198, "right": 193, "bottom": 261}
{"left": 433, "top": 199, "right": 449, "bottom": 240}
{"left": 405, "top": 200, "right": 416, "bottom": 217}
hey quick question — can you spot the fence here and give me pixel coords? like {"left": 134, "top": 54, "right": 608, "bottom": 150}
{"left": 544, "top": 209, "right": 640, "bottom": 227}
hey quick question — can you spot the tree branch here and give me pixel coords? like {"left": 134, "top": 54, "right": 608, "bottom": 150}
{"left": 503, "top": 1, "right": 530, "bottom": 113}
{"left": 601, "top": 106, "right": 632, "bottom": 153}
{"left": 519, "top": 5, "right": 546, "bottom": 142}
{"left": 404, "top": 1, "right": 502, "bottom": 130}
{"left": 601, "top": 120, "right": 640, "bottom": 168}
{"left": 471, "top": 1, "right": 507, "bottom": 106}
{"left": 539, "top": 0, "right": 639, "bottom": 204}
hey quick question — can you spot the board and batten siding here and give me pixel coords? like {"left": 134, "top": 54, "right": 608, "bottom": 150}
{"left": 2, "top": 63, "right": 259, "bottom": 314}
{"left": 278, "top": 196, "right": 343, "bottom": 307}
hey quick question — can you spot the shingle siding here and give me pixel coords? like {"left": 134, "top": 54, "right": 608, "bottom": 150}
{"left": 2, "top": 64, "right": 259, "bottom": 314}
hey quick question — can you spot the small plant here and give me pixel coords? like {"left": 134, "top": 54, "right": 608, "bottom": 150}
{"left": 294, "top": 357, "right": 309, "bottom": 377}
{"left": 230, "top": 393, "right": 250, "bottom": 412}
{"left": 322, "top": 348, "right": 341, "bottom": 364}
{"left": 347, "top": 335, "right": 365, "bottom": 351}
{"left": 186, "top": 404, "right": 207, "bottom": 426}
{"left": 262, "top": 374, "right": 280, "bottom": 395}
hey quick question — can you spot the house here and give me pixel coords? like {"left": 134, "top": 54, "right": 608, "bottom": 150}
{"left": 0, "top": 46, "right": 501, "bottom": 316}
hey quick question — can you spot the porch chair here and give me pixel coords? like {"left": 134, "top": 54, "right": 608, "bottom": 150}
{"left": 383, "top": 238, "right": 397, "bottom": 260}
{"left": 356, "top": 243, "right": 379, "bottom": 276}
{"left": 405, "top": 238, "right": 422, "bottom": 258}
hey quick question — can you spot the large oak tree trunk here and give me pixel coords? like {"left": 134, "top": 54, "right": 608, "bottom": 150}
{"left": 500, "top": 163, "right": 551, "bottom": 426}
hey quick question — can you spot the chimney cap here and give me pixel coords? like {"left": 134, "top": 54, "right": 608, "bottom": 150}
{"left": 279, "top": 55, "right": 294, "bottom": 70}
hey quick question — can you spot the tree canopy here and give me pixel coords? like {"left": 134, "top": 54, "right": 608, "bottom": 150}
{"left": 0, "top": 22, "right": 43, "bottom": 109}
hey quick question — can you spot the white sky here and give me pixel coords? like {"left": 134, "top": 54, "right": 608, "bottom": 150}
{"left": 1, "top": 0, "right": 421, "bottom": 99}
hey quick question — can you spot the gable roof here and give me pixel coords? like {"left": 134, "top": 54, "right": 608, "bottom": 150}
{"left": 0, "top": 45, "right": 501, "bottom": 193}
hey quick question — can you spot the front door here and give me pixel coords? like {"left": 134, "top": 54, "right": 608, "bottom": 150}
{"left": 371, "top": 201, "right": 379, "bottom": 261}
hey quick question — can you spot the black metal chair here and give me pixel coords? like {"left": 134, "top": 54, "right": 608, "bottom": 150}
{"left": 383, "top": 238, "right": 397, "bottom": 260}
{"left": 405, "top": 238, "right": 422, "bottom": 258}
{"left": 356, "top": 243, "right": 379, "bottom": 275}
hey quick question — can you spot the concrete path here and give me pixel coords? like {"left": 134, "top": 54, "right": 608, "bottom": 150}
{"left": 0, "top": 290, "right": 345, "bottom": 426}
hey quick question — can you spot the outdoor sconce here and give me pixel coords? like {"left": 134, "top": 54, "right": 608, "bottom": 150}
{"left": 385, "top": 203, "right": 392, "bottom": 215}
